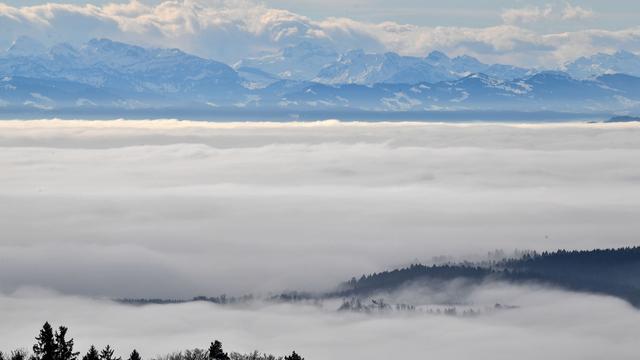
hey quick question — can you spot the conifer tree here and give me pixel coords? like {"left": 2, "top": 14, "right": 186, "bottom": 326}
{"left": 98, "top": 346, "right": 120, "bottom": 360}
{"left": 33, "top": 322, "right": 57, "bottom": 360}
{"left": 207, "top": 341, "right": 229, "bottom": 360}
{"left": 9, "top": 351, "right": 28, "bottom": 360}
{"left": 82, "top": 346, "right": 99, "bottom": 360}
{"left": 0, "top": 350, "right": 5, "bottom": 360}
{"left": 55, "top": 327, "right": 79, "bottom": 360}
{"left": 284, "top": 351, "right": 304, "bottom": 360}
{"left": 127, "top": 350, "right": 141, "bottom": 360}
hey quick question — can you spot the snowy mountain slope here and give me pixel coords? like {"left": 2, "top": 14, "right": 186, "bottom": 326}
{"left": 565, "top": 51, "right": 640, "bottom": 79}
{"left": 314, "top": 50, "right": 533, "bottom": 85}
{"left": 2, "top": 37, "right": 640, "bottom": 113}
{"left": 0, "top": 38, "right": 247, "bottom": 106}
{"left": 314, "top": 50, "right": 453, "bottom": 85}
{"left": 234, "top": 42, "right": 339, "bottom": 81}
{"left": 274, "top": 72, "right": 640, "bottom": 112}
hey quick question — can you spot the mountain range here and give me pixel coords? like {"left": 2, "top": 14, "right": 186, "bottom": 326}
{"left": 2, "top": 36, "right": 640, "bottom": 116}
{"left": 564, "top": 50, "right": 640, "bottom": 79}
{"left": 235, "top": 43, "right": 533, "bottom": 86}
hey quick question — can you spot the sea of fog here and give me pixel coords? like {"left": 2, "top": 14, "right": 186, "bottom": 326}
{"left": 1, "top": 119, "right": 640, "bottom": 359}
{"left": 2, "top": 285, "right": 640, "bottom": 360}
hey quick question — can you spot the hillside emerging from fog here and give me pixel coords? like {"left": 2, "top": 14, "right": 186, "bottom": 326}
{"left": 121, "top": 247, "right": 640, "bottom": 308}
{"left": 335, "top": 247, "right": 640, "bottom": 307}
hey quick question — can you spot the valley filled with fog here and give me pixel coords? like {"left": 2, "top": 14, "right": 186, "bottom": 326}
{"left": 2, "top": 284, "right": 640, "bottom": 360}
{"left": 1, "top": 119, "right": 639, "bottom": 296}
{"left": 1, "top": 119, "right": 640, "bottom": 359}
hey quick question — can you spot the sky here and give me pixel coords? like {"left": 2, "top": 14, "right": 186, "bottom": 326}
{"left": 2, "top": 0, "right": 640, "bottom": 30}
{"left": 1, "top": 0, "right": 640, "bottom": 67}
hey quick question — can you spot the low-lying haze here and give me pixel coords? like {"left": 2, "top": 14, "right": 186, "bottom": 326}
{"left": 1, "top": 284, "right": 639, "bottom": 360}
{"left": 1, "top": 120, "right": 639, "bottom": 297}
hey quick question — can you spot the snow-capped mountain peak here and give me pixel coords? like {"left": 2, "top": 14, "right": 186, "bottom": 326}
{"left": 2, "top": 37, "right": 640, "bottom": 114}
{"left": 565, "top": 50, "right": 640, "bottom": 79}
{"left": 313, "top": 49, "right": 532, "bottom": 85}
{"left": 234, "top": 42, "right": 339, "bottom": 81}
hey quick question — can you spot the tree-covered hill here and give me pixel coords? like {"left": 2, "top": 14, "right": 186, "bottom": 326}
{"left": 335, "top": 247, "right": 640, "bottom": 307}
{"left": 117, "top": 247, "right": 640, "bottom": 309}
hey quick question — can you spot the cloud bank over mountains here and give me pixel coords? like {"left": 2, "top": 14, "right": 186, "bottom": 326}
{"left": 501, "top": 3, "right": 593, "bottom": 25}
{"left": 0, "top": 0, "right": 639, "bottom": 67}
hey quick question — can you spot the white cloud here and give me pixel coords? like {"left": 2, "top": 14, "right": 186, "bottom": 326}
{"left": 562, "top": 3, "right": 594, "bottom": 20}
{"left": 0, "top": 1, "right": 633, "bottom": 67}
{"left": 102, "top": 0, "right": 151, "bottom": 17}
{"left": 501, "top": 5, "right": 553, "bottom": 25}
{"left": 501, "top": 3, "right": 594, "bottom": 25}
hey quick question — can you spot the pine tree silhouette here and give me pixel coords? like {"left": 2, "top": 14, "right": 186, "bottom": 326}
{"left": 127, "top": 350, "right": 141, "bottom": 360}
{"left": 284, "top": 351, "right": 304, "bottom": 360}
{"left": 9, "top": 351, "right": 28, "bottom": 360}
{"left": 55, "top": 327, "right": 79, "bottom": 360}
{"left": 33, "top": 322, "right": 57, "bottom": 360}
{"left": 98, "top": 346, "right": 120, "bottom": 360}
{"left": 207, "top": 341, "right": 229, "bottom": 360}
{"left": 82, "top": 346, "right": 99, "bottom": 360}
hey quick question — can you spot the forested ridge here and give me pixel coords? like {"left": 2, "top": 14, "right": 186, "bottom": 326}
{"left": 338, "top": 247, "right": 640, "bottom": 306}
{"left": 119, "top": 247, "right": 640, "bottom": 308}
{"left": 5, "top": 248, "right": 640, "bottom": 358}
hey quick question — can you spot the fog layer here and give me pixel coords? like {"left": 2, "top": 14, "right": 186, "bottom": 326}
{"left": 1, "top": 120, "right": 639, "bottom": 297}
{"left": 1, "top": 284, "right": 639, "bottom": 360}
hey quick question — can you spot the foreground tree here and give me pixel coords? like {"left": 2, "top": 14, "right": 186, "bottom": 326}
{"left": 99, "top": 346, "right": 120, "bottom": 360}
{"left": 182, "top": 348, "right": 207, "bottom": 360}
{"left": 127, "top": 350, "right": 141, "bottom": 360}
{"left": 33, "top": 323, "right": 57, "bottom": 360}
{"left": 82, "top": 346, "right": 99, "bottom": 360}
{"left": 207, "top": 341, "right": 229, "bottom": 360}
{"left": 9, "top": 350, "right": 29, "bottom": 360}
{"left": 284, "top": 351, "right": 303, "bottom": 360}
{"left": 55, "top": 327, "right": 79, "bottom": 360}
{"left": 21, "top": 323, "right": 302, "bottom": 360}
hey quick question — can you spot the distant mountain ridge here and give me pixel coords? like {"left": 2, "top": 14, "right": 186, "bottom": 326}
{"left": 118, "top": 247, "right": 640, "bottom": 309}
{"left": 565, "top": 50, "right": 640, "bottom": 79}
{"left": 2, "top": 37, "right": 640, "bottom": 115}
{"left": 234, "top": 41, "right": 339, "bottom": 86}
{"left": 0, "top": 37, "right": 246, "bottom": 107}
{"left": 313, "top": 49, "right": 532, "bottom": 85}
{"left": 262, "top": 71, "right": 640, "bottom": 112}
{"left": 235, "top": 44, "right": 534, "bottom": 86}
